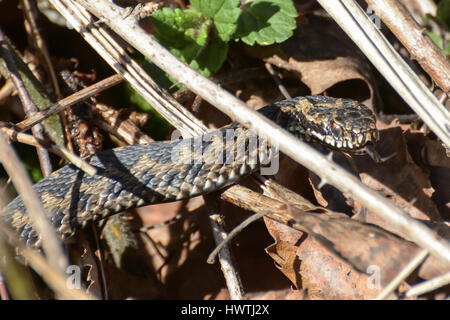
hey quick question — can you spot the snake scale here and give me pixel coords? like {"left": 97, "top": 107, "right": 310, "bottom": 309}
{"left": 3, "top": 96, "right": 379, "bottom": 248}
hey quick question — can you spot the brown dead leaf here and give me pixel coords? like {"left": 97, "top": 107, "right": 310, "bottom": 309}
{"left": 405, "top": 133, "right": 450, "bottom": 220}
{"left": 356, "top": 127, "right": 441, "bottom": 225}
{"left": 264, "top": 218, "right": 303, "bottom": 288}
{"left": 290, "top": 208, "right": 422, "bottom": 283}
{"left": 80, "top": 245, "right": 102, "bottom": 298}
{"left": 246, "top": 14, "right": 377, "bottom": 105}
{"left": 261, "top": 179, "right": 425, "bottom": 286}
{"left": 260, "top": 194, "right": 424, "bottom": 298}
{"left": 297, "top": 236, "right": 378, "bottom": 299}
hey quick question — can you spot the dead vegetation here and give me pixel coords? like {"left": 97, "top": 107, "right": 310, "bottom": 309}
{"left": 0, "top": 0, "right": 449, "bottom": 300}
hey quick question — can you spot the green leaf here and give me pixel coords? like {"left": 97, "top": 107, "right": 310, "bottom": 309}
{"left": 191, "top": 0, "right": 242, "bottom": 41}
{"left": 437, "top": 0, "right": 450, "bottom": 30}
{"left": 151, "top": 8, "right": 210, "bottom": 47}
{"left": 150, "top": 7, "right": 228, "bottom": 77}
{"left": 235, "top": 0, "right": 297, "bottom": 45}
{"left": 427, "top": 31, "right": 450, "bottom": 56}
{"left": 190, "top": 33, "right": 229, "bottom": 75}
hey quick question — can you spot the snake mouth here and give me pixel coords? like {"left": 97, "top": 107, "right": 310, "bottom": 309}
{"left": 305, "top": 126, "right": 379, "bottom": 153}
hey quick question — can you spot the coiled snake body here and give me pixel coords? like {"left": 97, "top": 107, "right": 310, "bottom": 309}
{"left": 3, "top": 96, "right": 379, "bottom": 248}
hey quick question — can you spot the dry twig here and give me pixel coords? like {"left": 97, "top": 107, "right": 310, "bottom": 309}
{"left": 15, "top": 74, "right": 123, "bottom": 131}
{"left": 0, "top": 132, "right": 68, "bottom": 273}
{"left": 374, "top": 249, "right": 429, "bottom": 300}
{"left": 204, "top": 194, "right": 245, "bottom": 300}
{"left": 405, "top": 271, "right": 450, "bottom": 298}
{"left": 0, "top": 27, "right": 53, "bottom": 176}
{"left": 365, "top": 0, "right": 450, "bottom": 93}
{"left": 317, "top": 0, "right": 450, "bottom": 149}
{"left": 0, "top": 224, "right": 96, "bottom": 300}
{"left": 1, "top": 127, "right": 97, "bottom": 176}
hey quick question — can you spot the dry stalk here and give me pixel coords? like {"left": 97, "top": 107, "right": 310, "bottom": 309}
{"left": 365, "top": 0, "right": 450, "bottom": 93}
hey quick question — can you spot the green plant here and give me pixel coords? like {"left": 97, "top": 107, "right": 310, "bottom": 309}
{"left": 150, "top": 0, "right": 298, "bottom": 77}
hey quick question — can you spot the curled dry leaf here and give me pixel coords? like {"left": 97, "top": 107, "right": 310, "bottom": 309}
{"left": 264, "top": 217, "right": 304, "bottom": 289}
{"left": 257, "top": 181, "right": 426, "bottom": 298}
{"left": 355, "top": 126, "right": 442, "bottom": 225}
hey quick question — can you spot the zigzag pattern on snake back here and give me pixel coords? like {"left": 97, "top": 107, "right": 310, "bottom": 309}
{"left": 3, "top": 96, "right": 379, "bottom": 248}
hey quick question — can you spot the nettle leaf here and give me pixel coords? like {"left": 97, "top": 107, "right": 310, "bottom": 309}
{"left": 191, "top": 0, "right": 242, "bottom": 42}
{"left": 151, "top": 8, "right": 209, "bottom": 46}
{"left": 189, "top": 34, "right": 228, "bottom": 76}
{"left": 150, "top": 7, "right": 228, "bottom": 77}
{"left": 236, "top": 0, "right": 297, "bottom": 45}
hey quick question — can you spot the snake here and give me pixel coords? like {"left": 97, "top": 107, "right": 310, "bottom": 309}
{"left": 2, "top": 96, "right": 379, "bottom": 248}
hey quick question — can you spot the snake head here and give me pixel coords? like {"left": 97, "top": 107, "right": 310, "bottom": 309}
{"left": 277, "top": 96, "right": 379, "bottom": 153}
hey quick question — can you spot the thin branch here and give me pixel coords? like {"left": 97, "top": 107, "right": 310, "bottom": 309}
{"left": 0, "top": 132, "right": 68, "bottom": 273}
{"left": 0, "top": 27, "right": 53, "bottom": 177}
{"left": 365, "top": 0, "right": 450, "bottom": 93}
{"left": 0, "top": 223, "right": 96, "bottom": 300}
{"left": 405, "top": 271, "right": 450, "bottom": 298}
{"left": 92, "top": 103, "right": 154, "bottom": 145}
{"left": 15, "top": 74, "right": 123, "bottom": 131}
{"left": 316, "top": 0, "right": 450, "bottom": 149}
{"left": 264, "top": 63, "right": 291, "bottom": 99}
{"left": 89, "top": 226, "right": 108, "bottom": 299}
{"left": 49, "top": 0, "right": 207, "bottom": 138}
{"left": 374, "top": 249, "right": 429, "bottom": 300}
{"left": 0, "top": 38, "right": 64, "bottom": 147}
{"left": 21, "top": 0, "right": 62, "bottom": 99}
{"left": 207, "top": 211, "right": 268, "bottom": 264}
{"left": 73, "top": 0, "right": 450, "bottom": 265}
{"left": 1, "top": 127, "right": 97, "bottom": 176}
{"left": 204, "top": 194, "right": 245, "bottom": 300}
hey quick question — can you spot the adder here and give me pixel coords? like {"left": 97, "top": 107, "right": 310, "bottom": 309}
{"left": 3, "top": 95, "right": 379, "bottom": 248}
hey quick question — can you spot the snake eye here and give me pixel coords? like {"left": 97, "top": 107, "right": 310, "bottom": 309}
{"left": 331, "top": 123, "right": 343, "bottom": 137}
